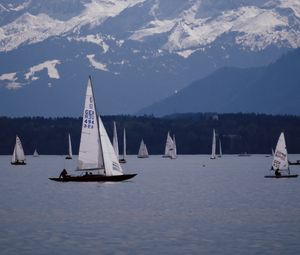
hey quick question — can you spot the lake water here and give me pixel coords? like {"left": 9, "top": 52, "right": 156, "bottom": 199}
{"left": 0, "top": 155, "right": 300, "bottom": 255}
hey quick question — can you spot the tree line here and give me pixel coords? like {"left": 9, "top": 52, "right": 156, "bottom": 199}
{"left": 1, "top": 113, "right": 300, "bottom": 155}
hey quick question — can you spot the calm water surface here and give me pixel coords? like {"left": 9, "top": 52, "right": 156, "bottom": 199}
{"left": 0, "top": 155, "right": 300, "bottom": 255}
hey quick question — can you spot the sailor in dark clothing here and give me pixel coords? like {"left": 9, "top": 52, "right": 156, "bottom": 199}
{"left": 275, "top": 168, "right": 281, "bottom": 177}
{"left": 59, "top": 169, "right": 68, "bottom": 178}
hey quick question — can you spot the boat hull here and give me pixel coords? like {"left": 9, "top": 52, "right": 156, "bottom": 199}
{"left": 264, "top": 175, "right": 298, "bottom": 178}
{"left": 49, "top": 174, "right": 137, "bottom": 182}
{"left": 288, "top": 161, "right": 300, "bottom": 165}
{"left": 11, "top": 162, "right": 26, "bottom": 165}
{"left": 65, "top": 156, "right": 72, "bottom": 160}
{"left": 119, "top": 159, "right": 127, "bottom": 163}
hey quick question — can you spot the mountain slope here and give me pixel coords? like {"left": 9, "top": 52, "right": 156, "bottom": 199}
{"left": 1, "top": 0, "right": 300, "bottom": 116}
{"left": 139, "top": 48, "right": 300, "bottom": 116}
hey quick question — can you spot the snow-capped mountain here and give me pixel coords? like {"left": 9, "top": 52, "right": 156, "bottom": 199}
{"left": 0, "top": 0, "right": 300, "bottom": 116}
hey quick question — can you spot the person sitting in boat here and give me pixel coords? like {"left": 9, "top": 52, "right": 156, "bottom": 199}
{"left": 275, "top": 168, "right": 281, "bottom": 177}
{"left": 59, "top": 169, "right": 68, "bottom": 178}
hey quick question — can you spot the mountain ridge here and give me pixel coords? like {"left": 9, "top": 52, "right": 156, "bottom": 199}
{"left": 139, "top": 48, "right": 300, "bottom": 116}
{"left": 1, "top": 0, "right": 300, "bottom": 116}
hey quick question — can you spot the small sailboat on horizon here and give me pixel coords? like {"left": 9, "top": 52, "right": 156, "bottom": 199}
{"left": 264, "top": 132, "right": 298, "bottom": 178}
{"left": 119, "top": 128, "right": 127, "bottom": 163}
{"left": 163, "top": 132, "right": 177, "bottom": 159}
{"left": 65, "top": 133, "right": 73, "bottom": 159}
{"left": 49, "top": 77, "right": 137, "bottom": 182}
{"left": 210, "top": 129, "right": 216, "bottom": 159}
{"left": 112, "top": 121, "right": 119, "bottom": 161}
{"left": 218, "top": 137, "right": 222, "bottom": 158}
{"left": 33, "top": 148, "right": 39, "bottom": 157}
{"left": 11, "top": 135, "right": 26, "bottom": 165}
{"left": 138, "top": 139, "right": 149, "bottom": 158}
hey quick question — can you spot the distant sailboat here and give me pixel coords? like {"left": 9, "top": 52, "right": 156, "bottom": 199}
{"left": 172, "top": 134, "right": 177, "bottom": 159}
{"left": 210, "top": 129, "right": 216, "bottom": 159}
{"left": 113, "top": 121, "right": 119, "bottom": 160}
{"left": 138, "top": 139, "right": 149, "bottom": 158}
{"left": 265, "top": 132, "right": 298, "bottom": 178}
{"left": 65, "top": 133, "right": 73, "bottom": 159}
{"left": 163, "top": 132, "right": 176, "bottom": 159}
{"left": 11, "top": 135, "right": 26, "bottom": 165}
{"left": 218, "top": 138, "right": 222, "bottom": 158}
{"left": 119, "top": 128, "right": 127, "bottom": 163}
{"left": 49, "top": 76, "right": 136, "bottom": 182}
{"left": 33, "top": 148, "right": 39, "bottom": 157}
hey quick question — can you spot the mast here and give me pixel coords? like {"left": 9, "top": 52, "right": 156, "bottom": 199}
{"left": 89, "top": 76, "right": 106, "bottom": 174}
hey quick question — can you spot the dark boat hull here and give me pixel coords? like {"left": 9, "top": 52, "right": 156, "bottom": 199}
{"left": 49, "top": 174, "right": 137, "bottom": 182}
{"left": 119, "top": 159, "right": 127, "bottom": 163}
{"left": 11, "top": 162, "right": 26, "bottom": 165}
{"left": 288, "top": 161, "right": 300, "bottom": 165}
{"left": 65, "top": 156, "right": 72, "bottom": 160}
{"left": 264, "top": 175, "right": 298, "bottom": 178}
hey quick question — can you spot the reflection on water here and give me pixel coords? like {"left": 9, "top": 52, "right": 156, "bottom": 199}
{"left": 0, "top": 155, "right": 300, "bottom": 255}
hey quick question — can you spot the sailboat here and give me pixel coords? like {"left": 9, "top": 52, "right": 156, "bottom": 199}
{"left": 33, "top": 148, "right": 39, "bottom": 157}
{"left": 112, "top": 121, "right": 119, "bottom": 161}
{"left": 210, "top": 129, "right": 216, "bottom": 159}
{"left": 65, "top": 133, "right": 73, "bottom": 159}
{"left": 163, "top": 132, "right": 176, "bottom": 159}
{"left": 218, "top": 138, "right": 222, "bottom": 158}
{"left": 138, "top": 139, "right": 149, "bottom": 158}
{"left": 11, "top": 135, "right": 26, "bottom": 165}
{"left": 119, "top": 128, "right": 127, "bottom": 163}
{"left": 172, "top": 134, "right": 177, "bottom": 159}
{"left": 264, "top": 132, "right": 298, "bottom": 178}
{"left": 49, "top": 77, "right": 137, "bottom": 182}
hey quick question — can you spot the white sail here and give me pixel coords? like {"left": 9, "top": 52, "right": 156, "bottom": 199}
{"left": 164, "top": 132, "right": 175, "bottom": 158}
{"left": 99, "top": 117, "right": 123, "bottom": 176}
{"left": 122, "top": 128, "right": 126, "bottom": 160}
{"left": 11, "top": 135, "right": 26, "bottom": 163}
{"left": 67, "top": 133, "right": 73, "bottom": 158}
{"left": 171, "top": 134, "right": 177, "bottom": 159}
{"left": 112, "top": 121, "right": 119, "bottom": 159}
{"left": 138, "top": 139, "right": 149, "bottom": 158}
{"left": 77, "top": 77, "right": 123, "bottom": 176}
{"left": 33, "top": 149, "right": 39, "bottom": 157}
{"left": 77, "top": 77, "right": 104, "bottom": 171}
{"left": 272, "top": 132, "right": 289, "bottom": 171}
{"left": 210, "top": 129, "right": 216, "bottom": 159}
{"left": 219, "top": 138, "right": 222, "bottom": 157}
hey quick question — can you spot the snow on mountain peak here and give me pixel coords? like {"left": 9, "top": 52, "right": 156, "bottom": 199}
{"left": 0, "top": 0, "right": 299, "bottom": 54}
{"left": 0, "top": 0, "right": 145, "bottom": 52}
{"left": 130, "top": 1, "right": 300, "bottom": 53}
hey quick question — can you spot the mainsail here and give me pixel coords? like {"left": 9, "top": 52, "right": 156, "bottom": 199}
{"left": 67, "top": 133, "right": 73, "bottom": 159}
{"left": 11, "top": 135, "right": 26, "bottom": 164}
{"left": 210, "top": 129, "right": 216, "bottom": 159}
{"left": 77, "top": 77, "right": 123, "bottom": 176}
{"left": 171, "top": 135, "right": 177, "bottom": 159}
{"left": 218, "top": 138, "right": 222, "bottom": 157}
{"left": 113, "top": 121, "right": 119, "bottom": 159}
{"left": 272, "top": 132, "right": 289, "bottom": 171}
{"left": 77, "top": 77, "right": 104, "bottom": 171}
{"left": 33, "top": 149, "right": 39, "bottom": 157}
{"left": 138, "top": 139, "right": 149, "bottom": 158}
{"left": 121, "top": 128, "right": 126, "bottom": 161}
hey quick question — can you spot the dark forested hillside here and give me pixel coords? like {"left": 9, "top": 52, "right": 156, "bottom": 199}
{"left": 1, "top": 113, "right": 300, "bottom": 155}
